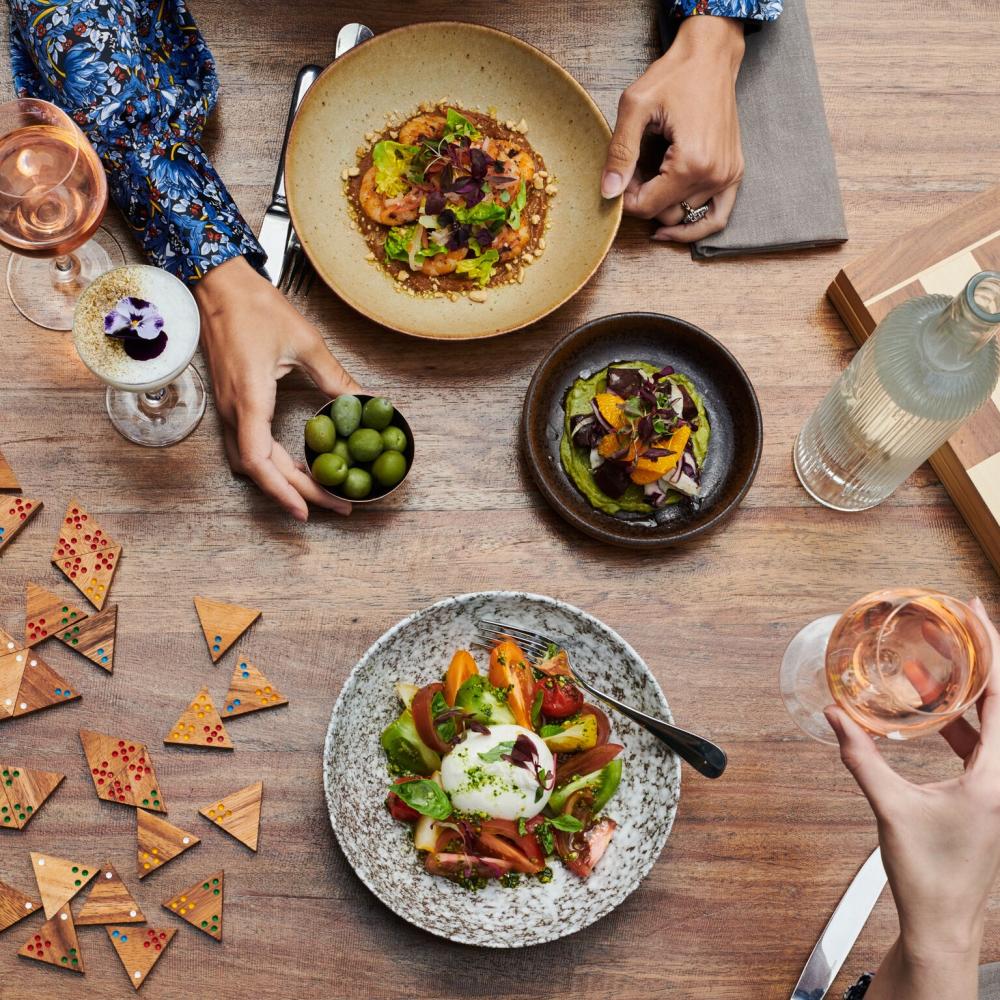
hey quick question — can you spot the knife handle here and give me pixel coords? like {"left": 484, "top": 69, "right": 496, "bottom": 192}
{"left": 272, "top": 63, "right": 322, "bottom": 206}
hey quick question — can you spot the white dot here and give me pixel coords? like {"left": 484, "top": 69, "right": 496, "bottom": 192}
{"left": 23, "top": 902, "right": 32, "bottom": 910}
{"left": 128, "top": 909, "right": 136, "bottom": 917}
{"left": 37, "top": 858, "right": 44, "bottom": 866}
{"left": 29, "top": 659, "right": 36, "bottom": 667}
{"left": 105, "top": 872, "right": 113, "bottom": 879}
{"left": 60, "top": 912, "right": 67, "bottom": 921}
{"left": 181, "top": 837, "right": 190, "bottom": 844}
{"left": 3, "top": 699, "right": 11, "bottom": 707}
{"left": 19, "top": 703, "right": 26, "bottom": 710}
{"left": 15, "top": 654, "right": 22, "bottom": 663}
{"left": 133, "top": 972, "right": 142, "bottom": 980}
{"left": 5, "top": 641, "right": 13, "bottom": 649}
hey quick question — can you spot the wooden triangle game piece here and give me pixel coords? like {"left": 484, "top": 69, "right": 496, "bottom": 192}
{"left": 0, "top": 496, "right": 41, "bottom": 555}
{"left": 199, "top": 781, "right": 262, "bottom": 851}
{"left": 30, "top": 852, "right": 98, "bottom": 918}
{"left": 194, "top": 597, "right": 261, "bottom": 662}
{"left": 162, "top": 871, "right": 223, "bottom": 940}
{"left": 0, "top": 624, "right": 18, "bottom": 653}
{"left": 0, "top": 450, "right": 19, "bottom": 490}
{"left": 223, "top": 656, "right": 289, "bottom": 718}
{"left": 137, "top": 809, "right": 200, "bottom": 878}
{"left": 18, "top": 907, "right": 84, "bottom": 973}
{"left": 0, "top": 880, "right": 40, "bottom": 933}
{"left": 24, "top": 582, "right": 88, "bottom": 646}
{"left": 0, "top": 763, "right": 64, "bottom": 829}
{"left": 79, "top": 731, "right": 166, "bottom": 812}
{"left": 8, "top": 649, "right": 79, "bottom": 719}
{"left": 52, "top": 497, "right": 115, "bottom": 560}
{"left": 56, "top": 604, "right": 117, "bottom": 671}
{"left": 108, "top": 925, "right": 175, "bottom": 990}
{"left": 55, "top": 543, "right": 121, "bottom": 610}
{"left": 76, "top": 863, "right": 144, "bottom": 925}
{"left": 164, "top": 687, "right": 233, "bottom": 749}
{"left": 0, "top": 648, "right": 25, "bottom": 718}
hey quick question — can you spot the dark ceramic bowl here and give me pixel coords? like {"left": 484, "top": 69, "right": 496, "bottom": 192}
{"left": 521, "top": 312, "right": 762, "bottom": 548}
{"left": 305, "top": 396, "right": 414, "bottom": 505}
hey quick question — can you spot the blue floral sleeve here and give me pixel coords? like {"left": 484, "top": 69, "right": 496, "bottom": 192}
{"left": 8, "top": 0, "right": 265, "bottom": 285}
{"left": 666, "top": 0, "right": 782, "bottom": 23}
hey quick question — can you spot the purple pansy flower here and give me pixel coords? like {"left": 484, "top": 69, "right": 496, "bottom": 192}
{"left": 104, "top": 296, "right": 168, "bottom": 360}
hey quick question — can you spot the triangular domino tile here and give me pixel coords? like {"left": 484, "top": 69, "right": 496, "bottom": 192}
{"left": 107, "top": 925, "right": 175, "bottom": 990}
{"left": 24, "top": 582, "right": 88, "bottom": 646}
{"left": 194, "top": 597, "right": 260, "bottom": 662}
{"left": 17, "top": 907, "right": 84, "bottom": 972}
{"left": 76, "top": 863, "right": 144, "bottom": 925}
{"left": 199, "top": 781, "right": 262, "bottom": 851}
{"left": 162, "top": 871, "right": 224, "bottom": 940}
{"left": 0, "top": 763, "right": 64, "bottom": 829}
{"left": 54, "top": 543, "right": 121, "bottom": 610}
{"left": 223, "top": 657, "right": 288, "bottom": 718}
{"left": 52, "top": 498, "right": 115, "bottom": 560}
{"left": 137, "top": 809, "right": 200, "bottom": 879}
{"left": 30, "top": 852, "right": 98, "bottom": 918}
{"left": 164, "top": 688, "right": 232, "bottom": 749}
{"left": 0, "top": 497, "right": 41, "bottom": 555}
{"left": 56, "top": 604, "right": 116, "bottom": 671}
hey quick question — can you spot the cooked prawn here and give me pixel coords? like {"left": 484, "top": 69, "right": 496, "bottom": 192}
{"left": 494, "top": 222, "right": 531, "bottom": 262}
{"left": 421, "top": 247, "right": 469, "bottom": 277}
{"left": 359, "top": 167, "right": 421, "bottom": 225}
{"left": 483, "top": 138, "right": 535, "bottom": 186}
{"left": 398, "top": 113, "right": 447, "bottom": 146}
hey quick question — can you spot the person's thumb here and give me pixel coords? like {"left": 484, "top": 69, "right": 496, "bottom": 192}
{"left": 300, "top": 340, "right": 363, "bottom": 398}
{"left": 602, "top": 88, "right": 650, "bottom": 199}
{"left": 825, "top": 706, "right": 905, "bottom": 818}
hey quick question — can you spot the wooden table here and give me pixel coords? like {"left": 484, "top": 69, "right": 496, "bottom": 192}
{"left": 1, "top": 2, "right": 998, "bottom": 997}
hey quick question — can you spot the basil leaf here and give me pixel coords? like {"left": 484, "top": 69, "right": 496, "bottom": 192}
{"left": 478, "top": 739, "right": 515, "bottom": 763}
{"left": 391, "top": 779, "right": 452, "bottom": 820}
{"left": 431, "top": 691, "right": 456, "bottom": 744}
{"left": 531, "top": 689, "right": 544, "bottom": 729}
{"left": 548, "top": 814, "right": 584, "bottom": 833}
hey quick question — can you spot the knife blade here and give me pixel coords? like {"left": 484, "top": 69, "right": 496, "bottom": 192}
{"left": 259, "top": 63, "right": 320, "bottom": 285}
{"left": 791, "top": 848, "right": 887, "bottom": 1000}
{"left": 258, "top": 24, "right": 374, "bottom": 284}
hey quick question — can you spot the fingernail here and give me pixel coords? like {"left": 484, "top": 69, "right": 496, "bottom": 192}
{"left": 601, "top": 171, "right": 624, "bottom": 199}
{"left": 651, "top": 229, "right": 675, "bottom": 242}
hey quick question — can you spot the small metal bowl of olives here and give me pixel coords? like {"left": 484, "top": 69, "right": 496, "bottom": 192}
{"left": 304, "top": 394, "right": 414, "bottom": 505}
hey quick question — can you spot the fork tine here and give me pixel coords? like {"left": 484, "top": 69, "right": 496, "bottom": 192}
{"left": 282, "top": 248, "right": 302, "bottom": 294}
{"left": 302, "top": 261, "right": 316, "bottom": 296}
{"left": 480, "top": 619, "right": 560, "bottom": 649}
{"left": 474, "top": 622, "right": 551, "bottom": 659}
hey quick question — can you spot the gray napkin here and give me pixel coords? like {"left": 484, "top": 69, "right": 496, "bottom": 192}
{"left": 658, "top": 2, "right": 847, "bottom": 259}
{"left": 982, "top": 962, "right": 1000, "bottom": 998}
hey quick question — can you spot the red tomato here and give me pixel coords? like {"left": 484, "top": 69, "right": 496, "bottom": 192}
{"left": 566, "top": 818, "right": 617, "bottom": 879}
{"left": 385, "top": 777, "right": 421, "bottom": 823}
{"left": 476, "top": 818, "right": 545, "bottom": 874}
{"left": 425, "top": 852, "right": 514, "bottom": 881}
{"left": 539, "top": 676, "right": 584, "bottom": 719}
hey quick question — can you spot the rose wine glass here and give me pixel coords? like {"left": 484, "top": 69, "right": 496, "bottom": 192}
{"left": 780, "top": 588, "right": 991, "bottom": 744}
{"left": 0, "top": 97, "right": 124, "bottom": 330}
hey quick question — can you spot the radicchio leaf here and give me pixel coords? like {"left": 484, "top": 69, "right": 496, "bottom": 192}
{"left": 424, "top": 190, "right": 446, "bottom": 214}
{"left": 605, "top": 367, "right": 645, "bottom": 399}
{"left": 570, "top": 414, "right": 602, "bottom": 449}
{"left": 593, "top": 460, "right": 633, "bottom": 499}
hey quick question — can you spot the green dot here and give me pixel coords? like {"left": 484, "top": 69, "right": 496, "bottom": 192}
{"left": 81, "top": 869, "right": 88, "bottom": 876}
{"left": 202, "top": 882, "right": 209, "bottom": 890}
{"left": 212, "top": 879, "right": 219, "bottom": 886}
{"left": 12, "top": 770, "right": 19, "bottom": 777}
{"left": 213, "top": 889, "right": 219, "bottom": 895}
{"left": 69, "top": 949, "right": 76, "bottom": 955}
{"left": 60, "top": 957, "right": 67, "bottom": 964}
{"left": 201, "top": 920, "right": 207, "bottom": 927}
{"left": 74, "top": 880, "right": 81, "bottom": 887}
{"left": 71, "top": 867, "right": 78, "bottom": 873}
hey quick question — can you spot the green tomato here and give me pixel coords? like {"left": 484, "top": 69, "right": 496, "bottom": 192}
{"left": 311, "top": 452, "right": 348, "bottom": 487}
{"left": 332, "top": 440, "right": 351, "bottom": 464}
{"left": 304, "top": 414, "right": 336, "bottom": 454}
{"left": 332, "top": 394, "right": 363, "bottom": 437}
{"left": 380, "top": 426, "right": 408, "bottom": 453}
{"left": 348, "top": 428, "right": 384, "bottom": 463}
{"left": 362, "top": 396, "right": 395, "bottom": 431}
{"left": 372, "top": 449, "right": 407, "bottom": 488}
{"left": 342, "top": 467, "right": 373, "bottom": 500}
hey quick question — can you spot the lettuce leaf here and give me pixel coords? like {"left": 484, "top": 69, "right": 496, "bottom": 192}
{"left": 454, "top": 199, "right": 506, "bottom": 227}
{"left": 444, "top": 108, "right": 480, "bottom": 141}
{"left": 383, "top": 226, "right": 447, "bottom": 266}
{"left": 455, "top": 249, "right": 499, "bottom": 287}
{"left": 507, "top": 181, "right": 528, "bottom": 229}
{"left": 372, "top": 141, "right": 420, "bottom": 197}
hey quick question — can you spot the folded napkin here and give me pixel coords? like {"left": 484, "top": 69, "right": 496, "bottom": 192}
{"left": 657, "top": 2, "right": 848, "bottom": 259}
{"left": 982, "top": 962, "right": 1000, "bottom": 999}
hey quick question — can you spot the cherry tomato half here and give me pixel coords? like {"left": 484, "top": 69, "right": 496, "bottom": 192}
{"left": 539, "top": 675, "right": 584, "bottom": 719}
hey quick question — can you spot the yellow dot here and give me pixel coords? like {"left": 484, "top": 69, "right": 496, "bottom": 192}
{"left": 151, "top": 849, "right": 158, "bottom": 856}
{"left": 143, "top": 863, "right": 150, "bottom": 870}
{"left": 170, "top": 902, "right": 178, "bottom": 909}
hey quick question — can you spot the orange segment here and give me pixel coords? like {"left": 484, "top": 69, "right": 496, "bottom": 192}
{"left": 597, "top": 434, "right": 638, "bottom": 461}
{"left": 594, "top": 393, "right": 626, "bottom": 430}
{"left": 629, "top": 425, "right": 693, "bottom": 485}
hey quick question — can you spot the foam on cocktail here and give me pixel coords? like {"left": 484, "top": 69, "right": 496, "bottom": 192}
{"left": 73, "top": 265, "right": 200, "bottom": 392}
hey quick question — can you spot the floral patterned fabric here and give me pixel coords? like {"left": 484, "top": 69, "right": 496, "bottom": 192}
{"left": 668, "top": 0, "right": 782, "bottom": 19}
{"left": 8, "top": 0, "right": 265, "bottom": 285}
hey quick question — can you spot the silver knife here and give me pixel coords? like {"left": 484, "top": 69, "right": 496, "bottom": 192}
{"left": 258, "top": 24, "right": 374, "bottom": 284}
{"left": 791, "top": 848, "right": 887, "bottom": 1000}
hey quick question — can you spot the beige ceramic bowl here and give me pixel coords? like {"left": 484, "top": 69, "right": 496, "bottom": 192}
{"left": 285, "top": 21, "right": 621, "bottom": 340}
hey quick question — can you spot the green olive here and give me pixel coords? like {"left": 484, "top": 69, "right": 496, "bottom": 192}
{"left": 304, "top": 414, "right": 336, "bottom": 454}
{"left": 342, "top": 467, "right": 373, "bottom": 500}
{"left": 372, "top": 449, "right": 407, "bottom": 488}
{"left": 332, "top": 394, "right": 363, "bottom": 437}
{"left": 362, "top": 396, "right": 395, "bottom": 431}
{"left": 332, "top": 440, "right": 351, "bottom": 464}
{"left": 311, "top": 452, "right": 348, "bottom": 487}
{"left": 380, "top": 426, "right": 408, "bottom": 453}
{"left": 348, "top": 428, "right": 384, "bottom": 463}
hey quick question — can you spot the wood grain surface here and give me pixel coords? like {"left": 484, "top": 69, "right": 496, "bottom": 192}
{"left": 1, "top": 2, "right": 999, "bottom": 997}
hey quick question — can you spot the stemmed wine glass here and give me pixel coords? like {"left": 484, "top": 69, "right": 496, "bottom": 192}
{"left": 780, "top": 588, "right": 991, "bottom": 744}
{"left": 0, "top": 97, "right": 124, "bottom": 330}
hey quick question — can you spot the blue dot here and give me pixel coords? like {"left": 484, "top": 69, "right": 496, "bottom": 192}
{"left": 101, "top": 656, "right": 108, "bottom": 664}
{"left": 64, "top": 690, "right": 72, "bottom": 698}
{"left": 226, "top": 705, "right": 233, "bottom": 712}
{"left": 233, "top": 699, "right": 241, "bottom": 706}
{"left": 111, "top": 930, "right": 119, "bottom": 939}
{"left": 212, "top": 644, "right": 220, "bottom": 653}
{"left": 54, "top": 688, "right": 63, "bottom": 696}
{"left": 240, "top": 662, "right": 247, "bottom": 669}
{"left": 120, "top": 934, "right": 127, "bottom": 942}
{"left": 214, "top": 635, "right": 222, "bottom": 643}
{"left": 96, "top": 648, "right": 104, "bottom": 655}
{"left": 241, "top": 671, "right": 250, "bottom": 679}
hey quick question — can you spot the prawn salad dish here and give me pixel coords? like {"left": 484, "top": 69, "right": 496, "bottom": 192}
{"left": 347, "top": 104, "right": 554, "bottom": 299}
{"left": 561, "top": 361, "right": 711, "bottom": 517}
{"left": 380, "top": 639, "right": 625, "bottom": 890}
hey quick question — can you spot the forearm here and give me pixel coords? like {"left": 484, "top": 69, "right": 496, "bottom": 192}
{"left": 867, "top": 935, "right": 983, "bottom": 1000}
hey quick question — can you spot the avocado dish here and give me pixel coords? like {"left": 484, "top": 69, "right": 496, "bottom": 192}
{"left": 559, "top": 361, "right": 710, "bottom": 516}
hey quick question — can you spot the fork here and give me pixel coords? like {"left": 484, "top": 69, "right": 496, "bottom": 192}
{"left": 475, "top": 619, "right": 728, "bottom": 779}
{"left": 278, "top": 230, "right": 315, "bottom": 296}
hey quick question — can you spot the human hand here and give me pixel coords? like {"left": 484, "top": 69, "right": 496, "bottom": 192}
{"left": 826, "top": 598, "right": 1000, "bottom": 991}
{"left": 193, "top": 256, "right": 363, "bottom": 521}
{"left": 601, "top": 15, "right": 745, "bottom": 243}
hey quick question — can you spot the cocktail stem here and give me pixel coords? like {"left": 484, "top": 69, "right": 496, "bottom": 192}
{"left": 137, "top": 382, "right": 177, "bottom": 421}
{"left": 50, "top": 254, "right": 79, "bottom": 283}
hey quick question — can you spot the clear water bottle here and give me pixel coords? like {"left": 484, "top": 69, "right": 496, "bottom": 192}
{"left": 795, "top": 271, "right": 1000, "bottom": 510}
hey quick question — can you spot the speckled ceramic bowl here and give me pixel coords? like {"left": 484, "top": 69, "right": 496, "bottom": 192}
{"left": 285, "top": 22, "right": 621, "bottom": 340}
{"left": 323, "top": 592, "right": 680, "bottom": 947}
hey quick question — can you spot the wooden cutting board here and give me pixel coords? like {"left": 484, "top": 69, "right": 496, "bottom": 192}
{"left": 828, "top": 184, "right": 1000, "bottom": 573}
